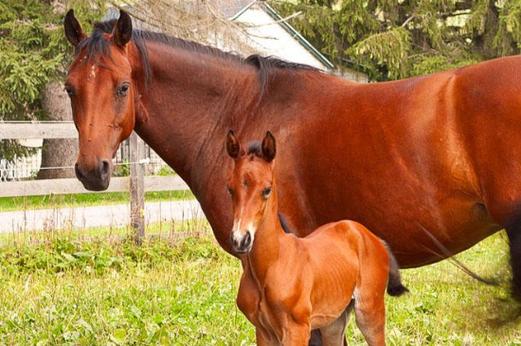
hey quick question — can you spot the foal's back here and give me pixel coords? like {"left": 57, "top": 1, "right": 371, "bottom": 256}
{"left": 299, "top": 220, "right": 391, "bottom": 330}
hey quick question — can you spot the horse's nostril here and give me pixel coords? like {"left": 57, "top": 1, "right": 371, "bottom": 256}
{"left": 241, "top": 231, "right": 252, "bottom": 249}
{"left": 100, "top": 160, "right": 110, "bottom": 177}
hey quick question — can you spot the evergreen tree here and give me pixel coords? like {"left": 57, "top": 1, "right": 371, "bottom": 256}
{"left": 0, "top": 0, "right": 103, "bottom": 161}
{"left": 271, "top": 0, "right": 521, "bottom": 81}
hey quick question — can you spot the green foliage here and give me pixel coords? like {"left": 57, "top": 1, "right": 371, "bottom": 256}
{"left": 272, "top": 0, "right": 521, "bottom": 81}
{"left": 0, "top": 0, "right": 63, "bottom": 118}
{"left": 157, "top": 165, "right": 176, "bottom": 176}
{"left": 113, "top": 161, "right": 131, "bottom": 177}
{"left": 0, "top": 0, "right": 105, "bottom": 160}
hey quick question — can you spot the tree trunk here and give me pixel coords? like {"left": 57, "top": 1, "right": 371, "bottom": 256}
{"left": 36, "top": 81, "right": 78, "bottom": 179}
{"left": 474, "top": 0, "right": 500, "bottom": 59}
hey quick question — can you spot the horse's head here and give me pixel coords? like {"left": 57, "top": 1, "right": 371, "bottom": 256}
{"left": 226, "top": 130, "right": 276, "bottom": 254}
{"left": 64, "top": 9, "right": 146, "bottom": 191}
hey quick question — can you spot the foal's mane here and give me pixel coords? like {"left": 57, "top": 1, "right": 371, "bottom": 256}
{"left": 78, "top": 18, "right": 319, "bottom": 93}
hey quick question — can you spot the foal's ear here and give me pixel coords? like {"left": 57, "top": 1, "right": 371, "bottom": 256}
{"left": 113, "top": 10, "right": 133, "bottom": 47}
{"left": 64, "top": 9, "right": 85, "bottom": 47}
{"left": 261, "top": 131, "right": 276, "bottom": 162}
{"left": 226, "top": 130, "right": 241, "bottom": 159}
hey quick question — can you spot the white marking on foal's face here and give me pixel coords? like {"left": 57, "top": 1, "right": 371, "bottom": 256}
{"left": 231, "top": 213, "right": 256, "bottom": 253}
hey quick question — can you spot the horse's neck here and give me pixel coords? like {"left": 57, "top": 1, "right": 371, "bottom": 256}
{"left": 135, "top": 42, "right": 257, "bottom": 179}
{"left": 132, "top": 43, "right": 260, "bottom": 240}
{"left": 248, "top": 193, "right": 287, "bottom": 283}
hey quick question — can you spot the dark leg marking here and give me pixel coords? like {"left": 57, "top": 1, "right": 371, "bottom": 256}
{"left": 507, "top": 226, "right": 521, "bottom": 301}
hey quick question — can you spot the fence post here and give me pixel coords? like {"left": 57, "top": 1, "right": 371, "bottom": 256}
{"left": 129, "top": 132, "right": 145, "bottom": 244}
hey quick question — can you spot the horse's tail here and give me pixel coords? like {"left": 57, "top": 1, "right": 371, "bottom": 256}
{"left": 382, "top": 241, "right": 409, "bottom": 296}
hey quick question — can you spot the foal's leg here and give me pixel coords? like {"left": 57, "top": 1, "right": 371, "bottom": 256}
{"left": 507, "top": 225, "right": 521, "bottom": 301}
{"left": 319, "top": 304, "right": 352, "bottom": 346}
{"left": 256, "top": 327, "right": 275, "bottom": 346}
{"left": 281, "top": 322, "right": 311, "bottom": 346}
{"left": 353, "top": 289, "right": 386, "bottom": 346}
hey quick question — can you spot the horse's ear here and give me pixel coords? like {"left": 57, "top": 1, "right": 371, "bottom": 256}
{"left": 113, "top": 10, "right": 132, "bottom": 47}
{"left": 262, "top": 131, "right": 276, "bottom": 162}
{"left": 226, "top": 130, "right": 241, "bottom": 159}
{"left": 64, "top": 9, "right": 85, "bottom": 47}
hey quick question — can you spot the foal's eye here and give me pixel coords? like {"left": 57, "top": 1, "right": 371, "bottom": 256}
{"left": 64, "top": 85, "right": 75, "bottom": 97}
{"left": 262, "top": 187, "right": 272, "bottom": 199}
{"left": 116, "top": 83, "right": 130, "bottom": 97}
{"left": 227, "top": 187, "right": 234, "bottom": 197}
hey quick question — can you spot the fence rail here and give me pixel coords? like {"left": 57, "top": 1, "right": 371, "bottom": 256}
{"left": 0, "top": 121, "right": 77, "bottom": 139}
{"left": 0, "top": 121, "right": 190, "bottom": 242}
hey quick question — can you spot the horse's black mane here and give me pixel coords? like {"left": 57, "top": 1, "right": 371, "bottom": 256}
{"left": 78, "top": 19, "right": 319, "bottom": 91}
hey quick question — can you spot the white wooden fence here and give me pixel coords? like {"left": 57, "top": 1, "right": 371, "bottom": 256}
{"left": 0, "top": 121, "right": 190, "bottom": 242}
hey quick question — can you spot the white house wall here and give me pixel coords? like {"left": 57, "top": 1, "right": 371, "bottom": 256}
{"left": 234, "top": 6, "right": 327, "bottom": 69}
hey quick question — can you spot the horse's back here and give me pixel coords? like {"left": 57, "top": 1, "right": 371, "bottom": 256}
{"left": 304, "top": 220, "right": 388, "bottom": 268}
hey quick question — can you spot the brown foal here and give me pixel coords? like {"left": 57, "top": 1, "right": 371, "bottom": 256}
{"left": 225, "top": 131, "right": 407, "bottom": 346}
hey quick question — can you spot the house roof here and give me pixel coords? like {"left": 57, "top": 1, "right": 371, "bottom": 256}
{"left": 224, "top": 1, "right": 335, "bottom": 69}
{"left": 208, "top": 0, "right": 254, "bottom": 18}
{"left": 260, "top": 2, "right": 335, "bottom": 69}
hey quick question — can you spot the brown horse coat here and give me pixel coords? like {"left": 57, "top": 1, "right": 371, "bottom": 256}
{"left": 64, "top": 11, "right": 521, "bottom": 298}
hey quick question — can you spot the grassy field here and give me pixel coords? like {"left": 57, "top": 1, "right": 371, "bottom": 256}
{"left": 0, "top": 227, "right": 520, "bottom": 345}
{"left": 0, "top": 190, "right": 195, "bottom": 212}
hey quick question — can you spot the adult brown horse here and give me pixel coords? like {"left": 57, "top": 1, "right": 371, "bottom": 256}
{"left": 64, "top": 9, "right": 521, "bottom": 301}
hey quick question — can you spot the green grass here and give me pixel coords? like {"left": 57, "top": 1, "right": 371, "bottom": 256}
{"left": 0, "top": 190, "right": 195, "bottom": 212}
{"left": 0, "top": 230, "right": 520, "bottom": 345}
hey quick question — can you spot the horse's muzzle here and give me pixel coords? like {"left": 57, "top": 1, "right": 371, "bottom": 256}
{"left": 75, "top": 159, "right": 111, "bottom": 191}
{"left": 231, "top": 230, "right": 253, "bottom": 254}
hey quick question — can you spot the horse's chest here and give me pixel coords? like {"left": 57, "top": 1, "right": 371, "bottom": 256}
{"left": 255, "top": 294, "right": 284, "bottom": 339}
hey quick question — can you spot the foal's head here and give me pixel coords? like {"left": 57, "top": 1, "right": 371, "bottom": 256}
{"left": 226, "top": 131, "right": 277, "bottom": 254}
{"left": 64, "top": 10, "right": 147, "bottom": 190}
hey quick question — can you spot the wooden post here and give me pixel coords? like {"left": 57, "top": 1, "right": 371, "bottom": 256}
{"left": 129, "top": 132, "right": 145, "bottom": 244}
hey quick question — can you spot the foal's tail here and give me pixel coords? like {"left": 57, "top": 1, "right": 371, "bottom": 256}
{"left": 383, "top": 242, "right": 409, "bottom": 296}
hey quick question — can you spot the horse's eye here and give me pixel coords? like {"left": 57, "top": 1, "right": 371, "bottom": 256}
{"left": 262, "top": 187, "right": 272, "bottom": 199}
{"left": 117, "top": 83, "right": 130, "bottom": 97}
{"left": 227, "top": 187, "right": 234, "bottom": 197}
{"left": 64, "top": 85, "right": 75, "bottom": 97}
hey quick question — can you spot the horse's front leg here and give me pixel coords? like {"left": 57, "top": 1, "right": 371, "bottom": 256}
{"left": 281, "top": 322, "right": 311, "bottom": 346}
{"left": 256, "top": 327, "right": 277, "bottom": 346}
{"left": 507, "top": 225, "right": 521, "bottom": 300}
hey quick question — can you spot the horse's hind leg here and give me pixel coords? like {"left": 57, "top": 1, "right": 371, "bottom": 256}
{"left": 320, "top": 303, "right": 352, "bottom": 346}
{"left": 353, "top": 289, "right": 386, "bottom": 346}
{"left": 507, "top": 225, "right": 521, "bottom": 300}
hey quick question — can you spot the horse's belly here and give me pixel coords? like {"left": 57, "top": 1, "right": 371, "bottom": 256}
{"left": 357, "top": 197, "right": 501, "bottom": 267}
{"left": 304, "top": 188, "right": 501, "bottom": 267}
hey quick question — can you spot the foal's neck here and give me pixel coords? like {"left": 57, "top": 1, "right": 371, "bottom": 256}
{"left": 248, "top": 188, "right": 287, "bottom": 282}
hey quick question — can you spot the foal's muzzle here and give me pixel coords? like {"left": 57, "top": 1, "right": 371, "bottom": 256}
{"left": 231, "top": 230, "right": 253, "bottom": 254}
